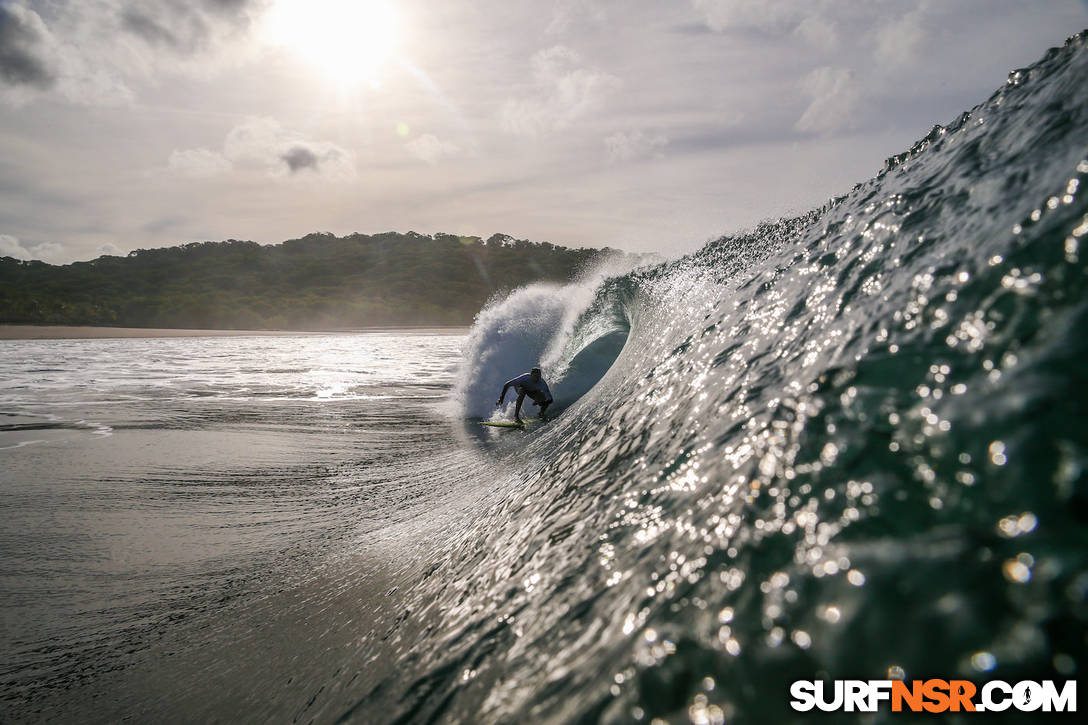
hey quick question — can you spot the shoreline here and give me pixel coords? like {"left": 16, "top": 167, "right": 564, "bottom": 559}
{"left": 0, "top": 325, "right": 469, "bottom": 340}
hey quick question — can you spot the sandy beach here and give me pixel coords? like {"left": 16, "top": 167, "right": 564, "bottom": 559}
{"left": 0, "top": 325, "right": 468, "bottom": 340}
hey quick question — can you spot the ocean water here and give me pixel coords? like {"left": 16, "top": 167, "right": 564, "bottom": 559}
{"left": 4, "top": 30, "right": 1088, "bottom": 725}
{"left": 0, "top": 331, "right": 476, "bottom": 720}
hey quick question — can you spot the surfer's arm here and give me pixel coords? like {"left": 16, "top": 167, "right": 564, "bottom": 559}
{"left": 498, "top": 374, "right": 530, "bottom": 405}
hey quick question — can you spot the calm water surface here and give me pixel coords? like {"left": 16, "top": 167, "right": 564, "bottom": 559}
{"left": 0, "top": 331, "right": 474, "bottom": 720}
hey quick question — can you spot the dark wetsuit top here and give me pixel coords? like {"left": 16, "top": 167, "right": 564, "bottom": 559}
{"left": 502, "top": 373, "right": 552, "bottom": 402}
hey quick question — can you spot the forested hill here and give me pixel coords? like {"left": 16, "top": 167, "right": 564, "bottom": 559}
{"left": 0, "top": 231, "right": 624, "bottom": 329}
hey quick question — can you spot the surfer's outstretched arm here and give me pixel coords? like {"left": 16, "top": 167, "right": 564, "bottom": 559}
{"left": 497, "top": 375, "right": 524, "bottom": 406}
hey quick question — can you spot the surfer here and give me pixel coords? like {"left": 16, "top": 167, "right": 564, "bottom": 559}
{"left": 496, "top": 367, "right": 553, "bottom": 424}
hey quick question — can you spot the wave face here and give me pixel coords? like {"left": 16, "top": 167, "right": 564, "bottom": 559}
{"left": 367, "top": 33, "right": 1088, "bottom": 723}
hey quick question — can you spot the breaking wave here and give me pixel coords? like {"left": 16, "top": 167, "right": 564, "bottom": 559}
{"left": 369, "top": 31, "right": 1088, "bottom": 724}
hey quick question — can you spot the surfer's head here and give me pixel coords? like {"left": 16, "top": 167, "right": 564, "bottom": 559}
{"left": 530, "top": 367, "right": 542, "bottom": 380}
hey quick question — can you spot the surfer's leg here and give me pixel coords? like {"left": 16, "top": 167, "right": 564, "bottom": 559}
{"left": 514, "top": 392, "right": 525, "bottom": 422}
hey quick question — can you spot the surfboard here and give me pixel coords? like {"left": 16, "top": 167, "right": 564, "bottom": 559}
{"left": 479, "top": 417, "right": 543, "bottom": 429}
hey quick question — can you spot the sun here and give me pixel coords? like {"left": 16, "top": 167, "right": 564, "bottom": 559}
{"left": 263, "top": 0, "right": 400, "bottom": 89}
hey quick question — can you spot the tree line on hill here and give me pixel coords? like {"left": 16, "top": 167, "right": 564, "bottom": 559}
{"left": 0, "top": 231, "right": 623, "bottom": 329}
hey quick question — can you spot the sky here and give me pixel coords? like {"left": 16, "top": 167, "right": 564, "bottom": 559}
{"left": 0, "top": 1, "right": 1085, "bottom": 263}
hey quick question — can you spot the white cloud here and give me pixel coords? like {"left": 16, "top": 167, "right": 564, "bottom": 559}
{"left": 0, "top": 0, "right": 261, "bottom": 107}
{"left": 28, "top": 241, "right": 68, "bottom": 265}
{"left": 95, "top": 242, "right": 123, "bottom": 257}
{"left": 501, "top": 46, "right": 620, "bottom": 138}
{"left": 223, "top": 117, "right": 355, "bottom": 178}
{"left": 604, "top": 130, "right": 668, "bottom": 162}
{"left": 169, "top": 117, "right": 355, "bottom": 179}
{"left": 794, "top": 15, "right": 839, "bottom": 50}
{"left": 875, "top": 11, "right": 925, "bottom": 66}
{"left": 0, "top": 234, "right": 68, "bottom": 264}
{"left": 0, "top": 234, "right": 32, "bottom": 260}
{"left": 689, "top": 2, "right": 937, "bottom": 66}
{"left": 794, "top": 66, "right": 861, "bottom": 134}
{"left": 405, "top": 134, "right": 461, "bottom": 165}
{"left": 691, "top": 0, "right": 806, "bottom": 33}
{"left": 546, "top": 0, "right": 607, "bottom": 36}
{"left": 0, "top": 3, "right": 132, "bottom": 106}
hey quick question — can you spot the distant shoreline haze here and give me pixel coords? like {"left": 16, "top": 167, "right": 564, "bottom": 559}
{"left": 0, "top": 232, "right": 625, "bottom": 329}
{"left": 0, "top": 325, "right": 470, "bottom": 340}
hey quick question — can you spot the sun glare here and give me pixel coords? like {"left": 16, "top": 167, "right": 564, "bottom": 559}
{"left": 264, "top": 0, "right": 399, "bottom": 89}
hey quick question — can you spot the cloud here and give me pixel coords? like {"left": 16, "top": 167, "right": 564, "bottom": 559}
{"left": 0, "top": 4, "right": 56, "bottom": 89}
{"left": 119, "top": 0, "right": 258, "bottom": 54}
{"left": 0, "top": 1, "right": 131, "bottom": 106}
{"left": 94, "top": 242, "right": 123, "bottom": 257}
{"left": 121, "top": 9, "right": 193, "bottom": 52}
{"left": 0, "top": 0, "right": 262, "bottom": 106}
{"left": 604, "top": 130, "right": 668, "bottom": 162}
{"left": 280, "top": 146, "right": 320, "bottom": 172}
{"left": 405, "top": 134, "right": 461, "bottom": 165}
{"left": 169, "top": 117, "right": 355, "bottom": 179}
{"left": 688, "top": 2, "right": 954, "bottom": 64}
{"left": 793, "top": 15, "right": 839, "bottom": 50}
{"left": 0, "top": 234, "right": 31, "bottom": 260}
{"left": 546, "top": 0, "right": 607, "bottom": 36}
{"left": 690, "top": 0, "right": 807, "bottom": 33}
{"left": 501, "top": 46, "right": 620, "bottom": 138}
{"left": 875, "top": 11, "right": 925, "bottom": 66}
{"left": 223, "top": 117, "right": 354, "bottom": 177}
{"left": 794, "top": 66, "right": 861, "bottom": 134}
{"left": 0, "top": 234, "right": 68, "bottom": 264}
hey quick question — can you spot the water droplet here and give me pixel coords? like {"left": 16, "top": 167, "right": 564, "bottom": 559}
{"left": 1002, "top": 559, "right": 1031, "bottom": 583}
{"left": 971, "top": 651, "right": 997, "bottom": 672}
{"left": 1053, "top": 654, "right": 1076, "bottom": 675}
